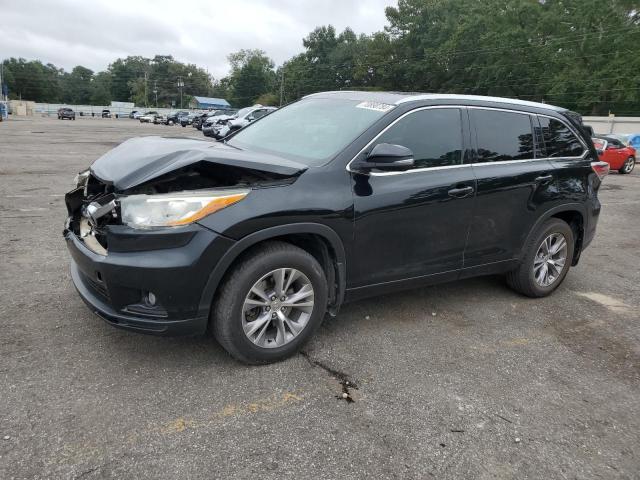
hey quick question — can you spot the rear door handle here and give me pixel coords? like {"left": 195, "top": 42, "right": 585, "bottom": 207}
{"left": 448, "top": 186, "right": 474, "bottom": 198}
{"left": 535, "top": 174, "right": 553, "bottom": 183}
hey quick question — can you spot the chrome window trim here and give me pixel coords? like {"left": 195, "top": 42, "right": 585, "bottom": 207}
{"left": 471, "top": 149, "right": 588, "bottom": 167}
{"left": 364, "top": 163, "right": 472, "bottom": 177}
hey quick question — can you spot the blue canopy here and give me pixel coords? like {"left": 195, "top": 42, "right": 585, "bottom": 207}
{"left": 192, "top": 96, "right": 231, "bottom": 108}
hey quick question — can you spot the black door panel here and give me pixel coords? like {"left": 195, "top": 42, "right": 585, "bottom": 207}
{"left": 351, "top": 168, "right": 476, "bottom": 287}
{"left": 350, "top": 106, "right": 475, "bottom": 288}
{"left": 464, "top": 108, "right": 559, "bottom": 267}
{"left": 465, "top": 160, "right": 557, "bottom": 267}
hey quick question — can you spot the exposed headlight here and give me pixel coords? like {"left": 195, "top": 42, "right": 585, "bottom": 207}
{"left": 119, "top": 190, "right": 249, "bottom": 228}
{"left": 74, "top": 169, "right": 90, "bottom": 188}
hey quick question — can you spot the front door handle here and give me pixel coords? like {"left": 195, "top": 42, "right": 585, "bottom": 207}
{"left": 448, "top": 186, "right": 474, "bottom": 198}
{"left": 535, "top": 174, "right": 553, "bottom": 183}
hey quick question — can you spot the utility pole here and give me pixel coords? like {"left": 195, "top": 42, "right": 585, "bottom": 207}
{"left": 177, "top": 76, "right": 184, "bottom": 109}
{"left": 279, "top": 70, "right": 284, "bottom": 107}
{"left": 144, "top": 71, "right": 148, "bottom": 108}
{"left": 153, "top": 80, "right": 158, "bottom": 107}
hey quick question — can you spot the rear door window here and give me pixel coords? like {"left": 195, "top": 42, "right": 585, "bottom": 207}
{"left": 373, "top": 107, "right": 464, "bottom": 169}
{"left": 539, "top": 116, "right": 585, "bottom": 158}
{"left": 471, "top": 109, "right": 534, "bottom": 162}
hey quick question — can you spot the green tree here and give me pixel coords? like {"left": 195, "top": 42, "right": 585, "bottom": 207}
{"left": 226, "top": 49, "right": 276, "bottom": 107}
{"left": 90, "top": 71, "right": 112, "bottom": 105}
{"left": 61, "top": 66, "right": 94, "bottom": 104}
{"left": 1, "top": 58, "right": 62, "bottom": 102}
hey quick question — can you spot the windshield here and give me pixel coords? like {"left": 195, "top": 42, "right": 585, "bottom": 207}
{"left": 236, "top": 107, "right": 254, "bottom": 118}
{"left": 227, "top": 98, "right": 394, "bottom": 165}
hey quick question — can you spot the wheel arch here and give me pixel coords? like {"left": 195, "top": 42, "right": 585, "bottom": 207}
{"left": 521, "top": 204, "right": 587, "bottom": 266}
{"left": 198, "top": 223, "right": 347, "bottom": 319}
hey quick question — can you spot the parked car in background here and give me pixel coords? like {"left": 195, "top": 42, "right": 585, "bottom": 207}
{"left": 212, "top": 105, "right": 276, "bottom": 139}
{"left": 180, "top": 111, "right": 200, "bottom": 127}
{"left": 139, "top": 111, "right": 159, "bottom": 123}
{"left": 592, "top": 136, "right": 636, "bottom": 174}
{"left": 604, "top": 133, "right": 640, "bottom": 159}
{"left": 129, "top": 110, "right": 139, "bottom": 119}
{"left": 202, "top": 111, "right": 239, "bottom": 138}
{"left": 165, "top": 111, "right": 189, "bottom": 125}
{"left": 101, "top": 109, "right": 111, "bottom": 118}
{"left": 57, "top": 107, "right": 76, "bottom": 120}
{"left": 64, "top": 92, "right": 606, "bottom": 363}
{"left": 193, "top": 111, "right": 216, "bottom": 130}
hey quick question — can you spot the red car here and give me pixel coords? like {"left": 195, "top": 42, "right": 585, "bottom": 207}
{"left": 592, "top": 136, "right": 636, "bottom": 174}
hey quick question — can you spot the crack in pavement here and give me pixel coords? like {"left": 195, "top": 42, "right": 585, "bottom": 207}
{"left": 300, "top": 351, "right": 359, "bottom": 403}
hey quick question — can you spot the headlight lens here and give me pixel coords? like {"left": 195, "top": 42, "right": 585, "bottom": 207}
{"left": 119, "top": 189, "right": 249, "bottom": 228}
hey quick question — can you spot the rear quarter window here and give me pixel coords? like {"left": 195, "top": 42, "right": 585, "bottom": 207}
{"left": 539, "top": 116, "right": 585, "bottom": 158}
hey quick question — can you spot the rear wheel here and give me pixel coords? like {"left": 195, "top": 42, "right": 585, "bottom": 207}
{"left": 506, "top": 218, "right": 574, "bottom": 297}
{"left": 619, "top": 156, "right": 635, "bottom": 174}
{"left": 212, "top": 241, "right": 328, "bottom": 364}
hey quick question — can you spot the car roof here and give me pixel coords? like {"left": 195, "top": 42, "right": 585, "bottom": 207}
{"left": 303, "top": 90, "right": 566, "bottom": 112}
{"left": 596, "top": 134, "right": 623, "bottom": 142}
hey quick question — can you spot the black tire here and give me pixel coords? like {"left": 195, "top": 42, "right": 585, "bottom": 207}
{"left": 506, "top": 218, "right": 574, "bottom": 298}
{"left": 619, "top": 156, "right": 635, "bottom": 174}
{"left": 212, "top": 241, "right": 328, "bottom": 364}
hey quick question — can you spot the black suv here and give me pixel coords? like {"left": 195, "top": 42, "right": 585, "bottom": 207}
{"left": 64, "top": 91, "right": 607, "bottom": 363}
{"left": 57, "top": 107, "right": 76, "bottom": 120}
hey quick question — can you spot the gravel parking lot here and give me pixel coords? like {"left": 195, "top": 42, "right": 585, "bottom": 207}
{"left": 1, "top": 116, "right": 639, "bottom": 479}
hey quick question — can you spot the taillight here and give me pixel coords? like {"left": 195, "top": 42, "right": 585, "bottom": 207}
{"left": 591, "top": 161, "right": 610, "bottom": 180}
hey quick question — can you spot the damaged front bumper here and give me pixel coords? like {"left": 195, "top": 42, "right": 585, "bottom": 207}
{"left": 64, "top": 219, "right": 235, "bottom": 336}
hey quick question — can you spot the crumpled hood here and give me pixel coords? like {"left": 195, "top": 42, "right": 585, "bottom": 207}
{"left": 90, "top": 136, "right": 308, "bottom": 191}
{"left": 205, "top": 114, "right": 234, "bottom": 125}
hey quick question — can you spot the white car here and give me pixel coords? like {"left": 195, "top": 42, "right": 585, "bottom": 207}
{"left": 139, "top": 111, "right": 159, "bottom": 123}
{"left": 202, "top": 112, "right": 237, "bottom": 137}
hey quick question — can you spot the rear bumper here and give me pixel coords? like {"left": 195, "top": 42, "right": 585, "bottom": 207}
{"left": 64, "top": 221, "right": 235, "bottom": 336}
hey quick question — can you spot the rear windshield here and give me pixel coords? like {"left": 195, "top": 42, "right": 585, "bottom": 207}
{"left": 227, "top": 98, "right": 394, "bottom": 166}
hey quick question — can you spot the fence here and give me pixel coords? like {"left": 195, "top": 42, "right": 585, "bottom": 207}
{"left": 583, "top": 116, "right": 640, "bottom": 135}
{"left": 31, "top": 103, "right": 196, "bottom": 118}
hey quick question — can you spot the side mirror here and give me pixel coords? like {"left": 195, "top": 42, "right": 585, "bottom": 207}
{"left": 360, "top": 143, "right": 414, "bottom": 170}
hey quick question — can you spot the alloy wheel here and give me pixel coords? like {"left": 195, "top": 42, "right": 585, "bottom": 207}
{"left": 624, "top": 157, "right": 635, "bottom": 173}
{"left": 242, "top": 268, "right": 314, "bottom": 348}
{"left": 533, "top": 233, "right": 568, "bottom": 287}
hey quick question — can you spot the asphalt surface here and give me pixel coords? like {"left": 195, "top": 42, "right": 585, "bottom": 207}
{"left": 1, "top": 116, "right": 639, "bottom": 479}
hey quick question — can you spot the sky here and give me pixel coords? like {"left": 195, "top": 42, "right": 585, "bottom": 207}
{"left": 0, "top": 0, "right": 394, "bottom": 78}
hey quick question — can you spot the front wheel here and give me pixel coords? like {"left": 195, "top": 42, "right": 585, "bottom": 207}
{"left": 506, "top": 218, "right": 574, "bottom": 297}
{"left": 619, "top": 156, "right": 635, "bottom": 174}
{"left": 212, "top": 241, "right": 327, "bottom": 364}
